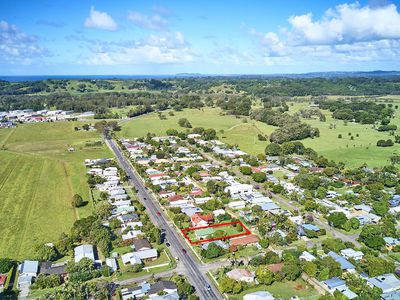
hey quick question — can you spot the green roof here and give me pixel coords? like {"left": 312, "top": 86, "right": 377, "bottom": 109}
{"left": 195, "top": 227, "right": 215, "bottom": 237}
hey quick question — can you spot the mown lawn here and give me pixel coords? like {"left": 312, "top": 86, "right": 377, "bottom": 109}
{"left": 228, "top": 279, "right": 320, "bottom": 300}
{"left": 288, "top": 100, "right": 400, "bottom": 167}
{"left": 122, "top": 99, "right": 400, "bottom": 168}
{"left": 120, "top": 105, "right": 400, "bottom": 168}
{"left": 0, "top": 122, "right": 112, "bottom": 259}
{"left": 119, "top": 107, "right": 276, "bottom": 155}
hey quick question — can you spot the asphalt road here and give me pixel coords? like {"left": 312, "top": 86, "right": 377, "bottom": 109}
{"left": 105, "top": 136, "right": 222, "bottom": 300}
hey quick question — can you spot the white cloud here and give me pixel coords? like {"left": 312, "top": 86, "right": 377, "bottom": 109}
{"left": 127, "top": 11, "right": 169, "bottom": 30}
{"left": 0, "top": 20, "right": 47, "bottom": 64}
{"left": 287, "top": 3, "right": 400, "bottom": 45}
{"left": 248, "top": 2, "right": 400, "bottom": 67}
{"left": 78, "top": 32, "right": 194, "bottom": 65}
{"left": 84, "top": 6, "right": 117, "bottom": 31}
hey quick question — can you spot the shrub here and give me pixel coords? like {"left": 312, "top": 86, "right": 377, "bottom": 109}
{"left": 377, "top": 139, "right": 394, "bottom": 147}
{"left": 72, "top": 194, "right": 84, "bottom": 207}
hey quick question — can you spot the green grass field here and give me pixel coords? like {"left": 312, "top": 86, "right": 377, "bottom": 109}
{"left": 0, "top": 122, "right": 111, "bottom": 259}
{"left": 120, "top": 102, "right": 400, "bottom": 168}
{"left": 288, "top": 100, "right": 400, "bottom": 167}
{"left": 119, "top": 107, "right": 275, "bottom": 155}
{"left": 228, "top": 279, "right": 319, "bottom": 300}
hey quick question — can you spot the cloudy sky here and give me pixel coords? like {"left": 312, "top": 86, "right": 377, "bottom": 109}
{"left": 1, "top": 0, "right": 400, "bottom": 75}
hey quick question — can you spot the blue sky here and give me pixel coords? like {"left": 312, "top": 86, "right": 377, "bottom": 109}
{"left": 1, "top": 0, "right": 400, "bottom": 75}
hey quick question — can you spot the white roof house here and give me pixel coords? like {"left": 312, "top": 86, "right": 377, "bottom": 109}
{"left": 340, "top": 248, "right": 364, "bottom": 261}
{"left": 19, "top": 260, "right": 39, "bottom": 277}
{"left": 121, "top": 221, "right": 143, "bottom": 230}
{"left": 74, "top": 244, "right": 95, "bottom": 263}
{"left": 103, "top": 167, "right": 118, "bottom": 177}
{"left": 122, "top": 230, "right": 143, "bottom": 240}
{"left": 121, "top": 252, "right": 142, "bottom": 265}
{"left": 106, "top": 258, "right": 118, "bottom": 272}
{"left": 109, "top": 188, "right": 126, "bottom": 196}
{"left": 227, "top": 200, "right": 246, "bottom": 209}
{"left": 121, "top": 249, "right": 158, "bottom": 265}
{"left": 300, "top": 251, "right": 317, "bottom": 262}
{"left": 225, "top": 184, "right": 253, "bottom": 198}
{"left": 212, "top": 209, "right": 226, "bottom": 216}
{"left": 111, "top": 200, "right": 131, "bottom": 207}
{"left": 132, "top": 249, "right": 158, "bottom": 260}
{"left": 243, "top": 291, "right": 275, "bottom": 300}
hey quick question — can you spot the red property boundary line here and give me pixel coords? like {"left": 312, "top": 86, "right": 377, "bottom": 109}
{"left": 181, "top": 220, "right": 251, "bottom": 245}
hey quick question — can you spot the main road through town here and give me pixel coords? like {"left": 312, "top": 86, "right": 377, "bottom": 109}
{"left": 105, "top": 136, "right": 222, "bottom": 300}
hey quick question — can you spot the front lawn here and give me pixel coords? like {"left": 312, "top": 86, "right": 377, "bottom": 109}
{"left": 228, "top": 278, "right": 320, "bottom": 300}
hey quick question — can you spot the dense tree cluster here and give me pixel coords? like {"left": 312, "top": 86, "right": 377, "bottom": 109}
{"left": 318, "top": 100, "right": 394, "bottom": 124}
{"left": 269, "top": 122, "right": 320, "bottom": 144}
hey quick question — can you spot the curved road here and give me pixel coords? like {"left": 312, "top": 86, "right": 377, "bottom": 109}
{"left": 105, "top": 136, "right": 222, "bottom": 300}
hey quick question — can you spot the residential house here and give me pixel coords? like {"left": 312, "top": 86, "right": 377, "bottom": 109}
{"left": 195, "top": 227, "right": 215, "bottom": 239}
{"left": 201, "top": 240, "right": 229, "bottom": 250}
{"left": 260, "top": 202, "right": 280, "bottom": 212}
{"left": 39, "top": 262, "right": 67, "bottom": 281}
{"left": 147, "top": 280, "right": 178, "bottom": 297}
{"left": 132, "top": 249, "right": 158, "bottom": 261}
{"left": 181, "top": 207, "right": 203, "bottom": 217}
{"left": 323, "top": 277, "right": 346, "bottom": 293}
{"left": 194, "top": 197, "right": 212, "bottom": 205}
{"left": 225, "top": 184, "right": 253, "bottom": 198}
{"left": 212, "top": 209, "right": 225, "bottom": 217}
{"left": 227, "top": 200, "right": 246, "bottom": 210}
{"left": 366, "top": 274, "right": 400, "bottom": 294}
{"left": 106, "top": 258, "right": 118, "bottom": 272}
{"left": 230, "top": 235, "right": 259, "bottom": 248}
{"left": 0, "top": 274, "right": 7, "bottom": 292}
{"left": 150, "top": 292, "right": 180, "bottom": 300}
{"left": 323, "top": 278, "right": 357, "bottom": 299}
{"left": 122, "top": 230, "right": 143, "bottom": 240}
{"left": 74, "top": 244, "right": 95, "bottom": 263}
{"left": 356, "top": 213, "right": 381, "bottom": 225}
{"left": 121, "top": 253, "right": 142, "bottom": 266}
{"left": 121, "top": 221, "right": 143, "bottom": 230}
{"left": 328, "top": 251, "right": 356, "bottom": 273}
{"left": 384, "top": 237, "right": 400, "bottom": 250}
{"left": 117, "top": 213, "right": 139, "bottom": 223}
{"left": 191, "top": 213, "right": 213, "bottom": 227}
{"left": 159, "top": 191, "right": 176, "bottom": 198}
{"left": 353, "top": 204, "right": 372, "bottom": 213}
{"left": 19, "top": 260, "right": 39, "bottom": 277}
{"left": 243, "top": 291, "right": 275, "bottom": 300}
{"left": 382, "top": 290, "right": 400, "bottom": 300}
{"left": 340, "top": 248, "right": 364, "bottom": 261}
{"left": 18, "top": 260, "right": 39, "bottom": 289}
{"left": 226, "top": 269, "right": 255, "bottom": 283}
{"left": 168, "top": 195, "right": 184, "bottom": 202}
{"left": 121, "top": 282, "right": 151, "bottom": 300}
{"left": 300, "top": 223, "right": 321, "bottom": 236}
{"left": 300, "top": 251, "right": 317, "bottom": 262}
{"left": 132, "top": 238, "right": 152, "bottom": 251}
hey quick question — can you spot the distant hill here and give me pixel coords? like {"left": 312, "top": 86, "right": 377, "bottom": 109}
{"left": 1, "top": 70, "right": 400, "bottom": 82}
